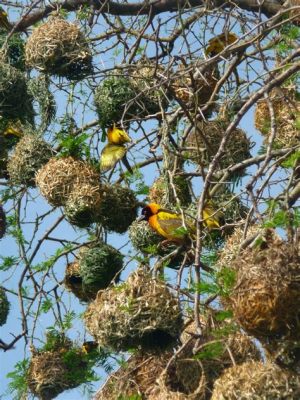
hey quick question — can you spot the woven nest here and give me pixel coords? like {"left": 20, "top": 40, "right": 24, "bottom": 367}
{"left": 0, "top": 203, "right": 6, "bottom": 239}
{"left": 84, "top": 268, "right": 183, "bottom": 351}
{"left": 149, "top": 175, "right": 192, "bottom": 207}
{"left": 170, "top": 61, "right": 219, "bottom": 113}
{"left": 211, "top": 361, "right": 300, "bottom": 400}
{"left": 254, "top": 87, "right": 300, "bottom": 148}
{"left": 36, "top": 157, "right": 100, "bottom": 207}
{"left": 64, "top": 261, "right": 91, "bottom": 302}
{"left": 185, "top": 119, "right": 251, "bottom": 172}
{"left": 0, "top": 29, "right": 25, "bottom": 70}
{"left": 97, "top": 184, "right": 138, "bottom": 233}
{"left": 25, "top": 17, "right": 92, "bottom": 80}
{"left": 7, "top": 134, "right": 54, "bottom": 187}
{"left": 227, "top": 231, "right": 300, "bottom": 338}
{"left": 128, "top": 219, "right": 163, "bottom": 253}
{"left": 64, "top": 181, "right": 102, "bottom": 228}
{"left": 78, "top": 242, "right": 123, "bottom": 298}
{"left": 94, "top": 73, "right": 138, "bottom": 128}
{"left": 0, "top": 287, "right": 9, "bottom": 326}
{"left": 95, "top": 351, "right": 172, "bottom": 399}
{"left": 0, "top": 62, "right": 34, "bottom": 122}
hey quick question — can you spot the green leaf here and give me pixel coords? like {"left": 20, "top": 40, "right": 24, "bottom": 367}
{"left": 194, "top": 341, "right": 224, "bottom": 360}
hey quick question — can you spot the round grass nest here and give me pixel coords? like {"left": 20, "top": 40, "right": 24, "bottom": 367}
{"left": 264, "top": 334, "right": 300, "bottom": 373}
{"left": 0, "top": 203, "right": 6, "bottom": 239}
{"left": 254, "top": 87, "right": 300, "bottom": 148}
{"left": 170, "top": 61, "right": 219, "bottom": 113}
{"left": 78, "top": 242, "right": 123, "bottom": 297}
{"left": 25, "top": 17, "right": 92, "bottom": 80}
{"left": 27, "top": 338, "right": 90, "bottom": 400}
{"left": 97, "top": 184, "right": 138, "bottom": 233}
{"left": 149, "top": 175, "right": 192, "bottom": 207}
{"left": 211, "top": 361, "right": 300, "bottom": 400}
{"left": 0, "top": 29, "right": 25, "bottom": 70}
{"left": 226, "top": 230, "right": 300, "bottom": 338}
{"left": 128, "top": 219, "right": 163, "bottom": 253}
{"left": 185, "top": 119, "right": 251, "bottom": 172}
{"left": 64, "top": 181, "right": 102, "bottom": 228}
{"left": 95, "top": 351, "right": 172, "bottom": 399}
{"left": 0, "top": 62, "right": 34, "bottom": 122}
{"left": 0, "top": 287, "right": 9, "bottom": 326}
{"left": 35, "top": 157, "right": 100, "bottom": 207}
{"left": 7, "top": 134, "right": 54, "bottom": 187}
{"left": 84, "top": 268, "right": 183, "bottom": 351}
{"left": 94, "top": 73, "right": 138, "bottom": 128}
{"left": 64, "top": 261, "right": 91, "bottom": 303}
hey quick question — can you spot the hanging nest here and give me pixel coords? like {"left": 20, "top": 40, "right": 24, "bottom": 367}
{"left": 95, "top": 351, "right": 172, "bottom": 400}
{"left": 254, "top": 87, "right": 300, "bottom": 148}
{"left": 64, "top": 181, "right": 102, "bottom": 228}
{"left": 64, "top": 261, "right": 91, "bottom": 303}
{"left": 25, "top": 17, "right": 93, "bottom": 80}
{"left": 0, "top": 203, "right": 6, "bottom": 239}
{"left": 0, "top": 62, "right": 34, "bottom": 122}
{"left": 94, "top": 73, "right": 138, "bottom": 128}
{"left": 184, "top": 119, "right": 251, "bottom": 173}
{"left": 211, "top": 361, "right": 300, "bottom": 400}
{"left": 78, "top": 242, "right": 123, "bottom": 298}
{"left": 27, "top": 336, "right": 90, "bottom": 400}
{"left": 149, "top": 175, "right": 192, "bottom": 207}
{"left": 0, "top": 287, "right": 9, "bottom": 326}
{"left": 128, "top": 219, "right": 163, "bottom": 254}
{"left": 170, "top": 61, "right": 219, "bottom": 114}
{"left": 7, "top": 134, "right": 54, "bottom": 187}
{"left": 84, "top": 268, "right": 183, "bottom": 351}
{"left": 35, "top": 157, "right": 100, "bottom": 207}
{"left": 97, "top": 184, "right": 138, "bottom": 233}
{"left": 226, "top": 230, "right": 300, "bottom": 339}
{"left": 0, "top": 29, "right": 25, "bottom": 70}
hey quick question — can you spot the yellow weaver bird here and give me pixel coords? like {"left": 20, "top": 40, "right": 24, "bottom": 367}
{"left": 139, "top": 202, "right": 220, "bottom": 244}
{"left": 82, "top": 341, "right": 98, "bottom": 354}
{"left": 0, "top": 7, "right": 12, "bottom": 31}
{"left": 3, "top": 123, "right": 23, "bottom": 139}
{"left": 100, "top": 125, "right": 133, "bottom": 173}
{"left": 206, "top": 32, "right": 238, "bottom": 57}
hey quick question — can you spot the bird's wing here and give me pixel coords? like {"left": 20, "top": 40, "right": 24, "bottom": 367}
{"left": 100, "top": 144, "right": 126, "bottom": 172}
{"left": 202, "top": 203, "right": 221, "bottom": 229}
{"left": 155, "top": 211, "right": 190, "bottom": 239}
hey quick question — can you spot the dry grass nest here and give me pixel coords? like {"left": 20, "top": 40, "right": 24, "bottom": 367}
{"left": 149, "top": 175, "right": 192, "bottom": 208}
{"left": 226, "top": 230, "right": 300, "bottom": 339}
{"left": 184, "top": 119, "right": 251, "bottom": 172}
{"left": 35, "top": 157, "right": 100, "bottom": 207}
{"left": 0, "top": 287, "right": 9, "bottom": 326}
{"left": 7, "top": 134, "right": 54, "bottom": 187}
{"left": 0, "top": 29, "right": 25, "bottom": 70}
{"left": 95, "top": 351, "right": 172, "bottom": 400}
{"left": 97, "top": 184, "right": 138, "bottom": 233}
{"left": 0, "top": 62, "right": 34, "bottom": 122}
{"left": 0, "top": 203, "right": 6, "bottom": 239}
{"left": 84, "top": 268, "right": 183, "bottom": 351}
{"left": 254, "top": 87, "right": 300, "bottom": 148}
{"left": 211, "top": 361, "right": 300, "bottom": 400}
{"left": 25, "top": 17, "right": 92, "bottom": 80}
{"left": 128, "top": 219, "right": 163, "bottom": 254}
{"left": 64, "top": 261, "right": 91, "bottom": 303}
{"left": 64, "top": 181, "right": 102, "bottom": 228}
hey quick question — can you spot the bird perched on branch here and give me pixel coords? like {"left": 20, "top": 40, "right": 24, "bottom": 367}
{"left": 139, "top": 202, "right": 220, "bottom": 244}
{"left": 100, "top": 124, "right": 133, "bottom": 173}
{"left": 0, "top": 7, "right": 12, "bottom": 31}
{"left": 205, "top": 32, "right": 238, "bottom": 57}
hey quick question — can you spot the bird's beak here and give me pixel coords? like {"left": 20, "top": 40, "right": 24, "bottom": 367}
{"left": 137, "top": 214, "right": 146, "bottom": 222}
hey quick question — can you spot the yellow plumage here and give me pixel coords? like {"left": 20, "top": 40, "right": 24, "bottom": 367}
{"left": 206, "top": 32, "right": 238, "bottom": 57}
{"left": 0, "top": 8, "right": 12, "bottom": 31}
{"left": 107, "top": 124, "right": 131, "bottom": 145}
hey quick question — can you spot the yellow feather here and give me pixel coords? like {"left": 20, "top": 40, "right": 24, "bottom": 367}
{"left": 107, "top": 125, "right": 131, "bottom": 144}
{"left": 206, "top": 32, "right": 238, "bottom": 56}
{"left": 100, "top": 144, "right": 127, "bottom": 172}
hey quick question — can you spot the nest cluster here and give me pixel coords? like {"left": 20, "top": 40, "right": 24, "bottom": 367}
{"left": 149, "top": 175, "right": 192, "bottom": 207}
{"left": 36, "top": 157, "right": 100, "bottom": 207}
{"left": 0, "top": 63, "right": 34, "bottom": 122}
{"left": 7, "top": 134, "right": 54, "bottom": 187}
{"left": 0, "top": 287, "right": 9, "bottom": 326}
{"left": 211, "top": 361, "right": 300, "bottom": 400}
{"left": 254, "top": 87, "right": 300, "bottom": 148}
{"left": 0, "top": 203, "right": 6, "bottom": 239}
{"left": 84, "top": 269, "right": 183, "bottom": 351}
{"left": 97, "top": 184, "right": 138, "bottom": 233}
{"left": 226, "top": 230, "right": 300, "bottom": 339}
{"left": 25, "top": 17, "right": 93, "bottom": 80}
{"left": 185, "top": 119, "right": 251, "bottom": 172}
{"left": 0, "top": 29, "right": 25, "bottom": 70}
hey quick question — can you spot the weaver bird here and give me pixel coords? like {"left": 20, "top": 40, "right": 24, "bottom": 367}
{"left": 82, "top": 340, "right": 98, "bottom": 354}
{"left": 206, "top": 32, "right": 238, "bottom": 57}
{"left": 100, "top": 125, "right": 133, "bottom": 173}
{"left": 139, "top": 202, "right": 220, "bottom": 243}
{"left": 0, "top": 7, "right": 12, "bottom": 31}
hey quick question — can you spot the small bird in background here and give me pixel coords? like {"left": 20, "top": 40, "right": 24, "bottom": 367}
{"left": 0, "top": 7, "right": 12, "bottom": 31}
{"left": 139, "top": 202, "right": 220, "bottom": 244}
{"left": 81, "top": 340, "right": 98, "bottom": 354}
{"left": 205, "top": 32, "right": 238, "bottom": 57}
{"left": 3, "top": 122, "right": 23, "bottom": 139}
{"left": 100, "top": 124, "right": 133, "bottom": 174}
